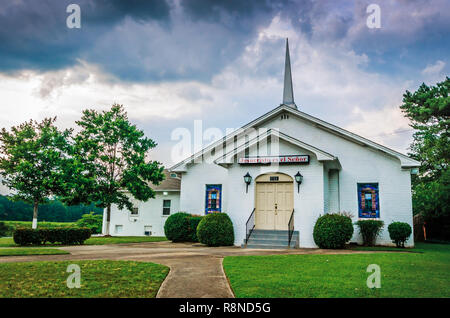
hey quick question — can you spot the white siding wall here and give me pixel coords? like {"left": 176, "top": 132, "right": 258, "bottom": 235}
{"left": 179, "top": 162, "right": 229, "bottom": 215}
{"left": 103, "top": 192, "right": 180, "bottom": 237}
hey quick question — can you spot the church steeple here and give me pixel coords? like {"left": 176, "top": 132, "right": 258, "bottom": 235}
{"left": 282, "top": 38, "right": 297, "bottom": 109}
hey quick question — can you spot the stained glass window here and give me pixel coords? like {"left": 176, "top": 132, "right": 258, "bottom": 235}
{"left": 357, "top": 183, "right": 380, "bottom": 218}
{"left": 205, "top": 184, "right": 222, "bottom": 214}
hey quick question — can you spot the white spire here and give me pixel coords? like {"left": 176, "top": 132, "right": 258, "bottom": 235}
{"left": 282, "top": 38, "right": 297, "bottom": 109}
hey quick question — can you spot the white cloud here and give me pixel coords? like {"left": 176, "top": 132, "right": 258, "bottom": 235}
{"left": 422, "top": 60, "right": 446, "bottom": 75}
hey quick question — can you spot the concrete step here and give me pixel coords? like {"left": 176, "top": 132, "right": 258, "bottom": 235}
{"left": 251, "top": 229, "right": 292, "bottom": 234}
{"left": 243, "top": 230, "right": 299, "bottom": 249}
{"left": 250, "top": 233, "right": 299, "bottom": 240}
{"left": 244, "top": 241, "right": 297, "bottom": 249}
{"left": 247, "top": 237, "right": 296, "bottom": 245}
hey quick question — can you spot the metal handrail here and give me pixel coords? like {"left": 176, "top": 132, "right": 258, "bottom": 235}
{"left": 245, "top": 208, "right": 256, "bottom": 244}
{"left": 288, "top": 209, "right": 294, "bottom": 247}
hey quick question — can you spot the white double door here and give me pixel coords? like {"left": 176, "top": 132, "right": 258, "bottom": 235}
{"left": 255, "top": 181, "right": 293, "bottom": 230}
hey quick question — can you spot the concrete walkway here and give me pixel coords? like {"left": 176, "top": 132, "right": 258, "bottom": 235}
{"left": 0, "top": 241, "right": 381, "bottom": 298}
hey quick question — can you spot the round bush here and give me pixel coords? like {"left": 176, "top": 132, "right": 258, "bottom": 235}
{"left": 355, "top": 220, "right": 384, "bottom": 246}
{"left": 388, "top": 222, "right": 412, "bottom": 248}
{"left": 164, "top": 212, "right": 191, "bottom": 242}
{"left": 197, "top": 213, "right": 234, "bottom": 246}
{"left": 313, "top": 213, "right": 354, "bottom": 249}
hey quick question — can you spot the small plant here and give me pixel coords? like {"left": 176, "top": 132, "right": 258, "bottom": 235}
{"left": 76, "top": 212, "right": 103, "bottom": 234}
{"left": 355, "top": 220, "right": 384, "bottom": 246}
{"left": 388, "top": 222, "right": 412, "bottom": 248}
{"left": 197, "top": 213, "right": 234, "bottom": 246}
{"left": 313, "top": 213, "right": 354, "bottom": 249}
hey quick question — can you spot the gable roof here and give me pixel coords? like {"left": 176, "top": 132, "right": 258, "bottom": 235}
{"left": 214, "top": 129, "right": 340, "bottom": 169}
{"left": 150, "top": 169, "right": 180, "bottom": 191}
{"left": 170, "top": 104, "right": 420, "bottom": 171}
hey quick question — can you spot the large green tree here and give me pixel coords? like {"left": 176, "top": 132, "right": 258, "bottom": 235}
{"left": 400, "top": 77, "right": 450, "bottom": 239}
{"left": 66, "top": 104, "right": 164, "bottom": 235}
{"left": 0, "top": 118, "right": 72, "bottom": 228}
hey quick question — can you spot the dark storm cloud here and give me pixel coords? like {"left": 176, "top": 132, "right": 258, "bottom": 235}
{"left": 0, "top": 0, "right": 316, "bottom": 81}
{"left": 0, "top": 0, "right": 448, "bottom": 82}
{"left": 0, "top": 0, "right": 170, "bottom": 72}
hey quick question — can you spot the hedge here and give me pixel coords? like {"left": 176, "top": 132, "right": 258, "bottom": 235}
{"left": 313, "top": 213, "right": 354, "bottom": 249}
{"left": 355, "top": 220, "right": 384, "bottom": 246}
{"left": 197, "top": 213, "right": 234, "bottom": 246}
{"left": 0, "top": 221, "right": 77, "bottom": 236}
{"left": 388, "top": 222, "right": 412, "bottom": 248}
{"left": 13, "top": 228, "right": 91, "bottom": 246}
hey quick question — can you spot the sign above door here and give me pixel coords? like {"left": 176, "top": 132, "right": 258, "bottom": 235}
{"left": 238, "top": 155, "right": 309, "bottom": 164}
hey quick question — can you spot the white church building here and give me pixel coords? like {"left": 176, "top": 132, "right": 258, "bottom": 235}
{"left": 103, "top": 40, "right": 419, "bottom": 248}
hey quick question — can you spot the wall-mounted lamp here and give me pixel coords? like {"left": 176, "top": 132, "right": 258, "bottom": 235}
{"left": 294, "top": 171, "right": 303, "bottom": 193}
{"left": 244, "top": 172, "right": 252, "bottom": 193}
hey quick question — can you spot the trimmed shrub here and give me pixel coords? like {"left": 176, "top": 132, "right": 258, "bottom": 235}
{"left": 188, "top": 215, "right": 203, "bottom": 242}
{"left": 355, "top": 220, "right": 384, "bottom": 246}
{"left": 13, "top": 228, "right": 42, "bottom": 245}
{"left": 13, "top": 228, "right": 91, "bottom": 246}
{"left": 313, "top": 213, "right": 354, "bottom": 249}
{"left": 388, "top": 222, "right": 412, "bottom": 248}
{"left": 76, "top": 212, "right": 103, "bottom": 234}
{"left": 164, "top": 212, "right": 202, "bottom": 242}
{"left": 0, "top": 221, "right": 12, "bottom": 237}
{"left": 197, "top": 213, "right": 234, "bottom": 246}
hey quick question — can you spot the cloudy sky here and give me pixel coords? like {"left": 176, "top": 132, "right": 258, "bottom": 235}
{"left": 0, "top": 0, "right": 449, "bottom": 174}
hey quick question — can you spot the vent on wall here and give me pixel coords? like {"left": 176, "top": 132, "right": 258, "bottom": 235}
{"left": 144, "top": 225, "right": 152, "bottom": 236}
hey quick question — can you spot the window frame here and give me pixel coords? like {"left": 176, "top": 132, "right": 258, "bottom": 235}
{"left": 162, "top": 199, "right": 171, "bottom": 216}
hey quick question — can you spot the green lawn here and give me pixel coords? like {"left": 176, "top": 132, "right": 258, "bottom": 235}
{"left": 0, "top": 236, "right": 167, "bottom": 247}
{"left": 223, "top": 243, "right": 450, "bottom": 298}
{"left": 0, "top": 248, "right": 69, "bottom": 256}
{"left": 0, "top": 260, "right": 169, "bottom": 297}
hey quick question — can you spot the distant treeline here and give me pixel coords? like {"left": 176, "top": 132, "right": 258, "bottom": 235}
{"left": 0, "top": 195, "right": 103, "bottom": 222}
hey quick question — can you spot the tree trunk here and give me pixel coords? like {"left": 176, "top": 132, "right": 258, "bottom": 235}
{"left": 104, "top": 204, "right": 111, "bottom": 236}
{"left": 32, "top": 201, "right": 38, "bottom": 229}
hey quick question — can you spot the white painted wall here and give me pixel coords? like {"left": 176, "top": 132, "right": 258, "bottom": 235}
{"left": 179, "top": 162, "right": 229, "bottom": 215}
{"left": 103, "top": 191, "right": 180, "bottom": 237}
